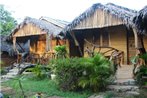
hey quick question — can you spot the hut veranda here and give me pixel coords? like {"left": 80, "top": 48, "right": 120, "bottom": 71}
{"left": 61, "top": 3, "right": 147, "bottom": 64}
{"left": 9, "top": 17, "right": 68, "bottom": 63}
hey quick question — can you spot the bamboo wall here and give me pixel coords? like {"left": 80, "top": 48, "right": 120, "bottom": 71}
{"left": 84, "top": 32, "right": 113, "bottom": 57}
{"left": 29, "top": 35, "right": 57, "bottom": 56}
{"left": 109, "top": 27, "right": 128, "bottom": 63}
{"left": 29, "top": 35, "right": 67, "bottom": 57}
{"left": 75, "top": 9, "right": 123, "bottom": 30}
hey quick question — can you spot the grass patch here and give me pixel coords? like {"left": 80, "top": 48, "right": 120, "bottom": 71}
{"left": 2, "top": 75, "right": 91, "bottom": 98}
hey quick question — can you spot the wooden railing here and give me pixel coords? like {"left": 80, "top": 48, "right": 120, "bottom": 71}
{"left": 16, "top": 51, "right": 55, "bottom": 65}
{"left": 84, "top": 39, "right": 124, "bottom": 67}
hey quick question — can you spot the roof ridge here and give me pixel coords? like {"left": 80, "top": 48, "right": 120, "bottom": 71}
{"left": 40, "top": 16, "right": 68, "bottom": 28}
{"left": 106, "top": 3, "right": 137, "bottom": 13}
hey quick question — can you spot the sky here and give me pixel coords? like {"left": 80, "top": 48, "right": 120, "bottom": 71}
{"left": 0, "top": 0, "right": 147, "bottom": 23}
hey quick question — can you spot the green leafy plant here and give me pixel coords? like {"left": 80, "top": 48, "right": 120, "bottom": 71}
{"left": 27, "top": 64, "right": 48, "bottom": 80}
{"left": 135, "top": 65, "right": 147, "bottom": 86}
{"left": 0, "top": 4, "right": 17, "bottom": 35}
{"left": 50, "top": 53, "right": 114, "bottom": 92}
{"left": 0, "top": 67, "right": 8, "bottom": 75}
{"left": 131, "top": 53, "right": 147, "bottom": 87}
{"left": 0, "top": 60, "right": 8, "bottom": 75}
{"left": 54, "top": 45, "right": 67, "bottom": 59}
{"left": 139, "top": 53, "right": 147, "bottom": 64}
{"left": 78, "top": 54, "right": 114, "bottom": 92}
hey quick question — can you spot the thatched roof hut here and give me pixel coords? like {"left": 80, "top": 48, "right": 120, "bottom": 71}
{"left": 133, "top": 6, "right": 147, "bottom": 36}
{"left": 59, "top": 3, "right": 140, "bottom": 64}
{"left": 61, "top": 3, "right": 137, "bottom": 35}
{"left": 9, "top": 17, "right": 68, "bottom": 59}
{"left": 10, "top": 17, "right": 66, "bottom": 38}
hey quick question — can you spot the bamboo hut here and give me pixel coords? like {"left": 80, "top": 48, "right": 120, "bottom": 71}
{"left": 61, "top": 3, "right": 143, "bottom": 64}
{"left": 10, "top": 17, "right": 68, "bottom": 63}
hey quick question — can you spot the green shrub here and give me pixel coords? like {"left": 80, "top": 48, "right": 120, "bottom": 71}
{"left": 0, "top": 67, "right": 8, "bottom": 75}
{"left": 27, "top": 64, "right": 49, "bottom": 80}
{"left": 139, "top": 53, "right": 147, "bottom": 60}
{"left": 131, "top": 53, "right": 147, "bottom": 86}
{"left": 135, "top": 65, "right": 147, "bottom": 86}
{"left": 50, "top": 53, "right": 114, "bottom": 92}
{"left": 54, "top": 45, "right": 67, "bottom": 58}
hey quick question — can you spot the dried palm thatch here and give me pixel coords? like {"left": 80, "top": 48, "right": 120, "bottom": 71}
{"left": 62, "top": 3, "right": 137, "bottom": 35}
{"left": 10, "top": 17, "right": 66, "bottom": 38}
{"left": 0, "top": 35, "right": 29, "bottom": 56}
{"left": 133, "top": 6, "right": 147, "bottom": 36}
{"left": 0, "top": 35, "right": 14, "bottom": 56}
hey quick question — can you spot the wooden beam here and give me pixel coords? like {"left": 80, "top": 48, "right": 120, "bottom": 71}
{"left": 71, "top": 32, "right": 79, "bottom": 46}
{"left": 70, "top": 32, "right": 83, "bottom": 56}
{"left": 16, "top": 42, "right": 25, "bottom": 52}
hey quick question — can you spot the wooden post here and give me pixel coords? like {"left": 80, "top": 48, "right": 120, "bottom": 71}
{"left": 13, "top": 37, "right": 19, "bottom": 53}
{"left": 132, "top": 28, "right": 139, "bottom": 49}
{"left": 125, "top": 27, "right": 129, "bottom": 64}
{"left": 133, "top": 27, "right": 147, "bottom": 66}
{"left": 132, "top": 27, "right": 144, "bottom": 49}
{"left": 13, "top": 37, "right": 16, "bottom": 51}
{"left": 13, "top": 37, "right": 21, "bottom": 63}
{"left": 46, "top": 34, "right": 50, "bottom": 52}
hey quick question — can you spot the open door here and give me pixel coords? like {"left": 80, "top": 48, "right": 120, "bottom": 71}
{"left": 69, "top": 32, "right": 84, "bottom": 57}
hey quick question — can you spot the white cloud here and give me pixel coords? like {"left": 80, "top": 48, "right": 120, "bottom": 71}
{"left": 0, "top": 0, "right": 147, "bottom": 22}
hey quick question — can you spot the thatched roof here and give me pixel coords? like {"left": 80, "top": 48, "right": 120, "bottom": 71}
{"left": 0, "top": 35, "right": 12, "bottom": 54}
{"left": 10, "top": 17, "right": 67, "bottom": 37}
{"left": 133, "top": 6, "right": 147, "bottom": 36}
{"left": 62, "top": 3, "right": 137, "bottom": 34}
{"left": 0, "top": 35, "right": 29, "bottom": 56}
{"left": 40, "top": 16, "right": 69, "bottom": 28}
